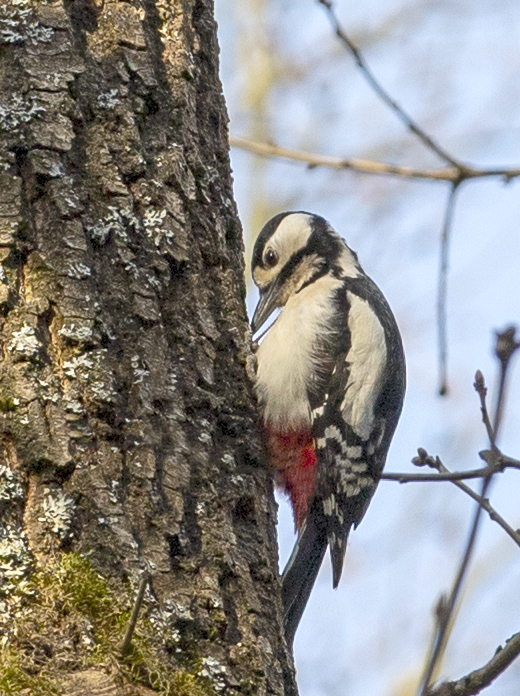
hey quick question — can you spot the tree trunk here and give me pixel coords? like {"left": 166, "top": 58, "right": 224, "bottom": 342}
{"left": 0, "top": 0, "right": 296, "bottom": 693}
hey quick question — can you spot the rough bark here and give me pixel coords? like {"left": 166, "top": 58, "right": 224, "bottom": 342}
{"left": 0, "top": 0, "right": 296, "bottom": 694}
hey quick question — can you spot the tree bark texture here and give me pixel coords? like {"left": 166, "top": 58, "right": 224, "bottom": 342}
{"left": 0, "top": 1, "right": 296, "bottom": 694}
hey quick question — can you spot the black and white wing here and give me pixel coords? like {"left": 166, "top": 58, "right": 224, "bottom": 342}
{"left": 315, "top": 278, "right": 405, "bottom": 585}
{"left": 282, "top": 278, "right": 405, "bottom": 645}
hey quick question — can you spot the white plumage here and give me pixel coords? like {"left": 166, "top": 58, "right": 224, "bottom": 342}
{"left": 255, "top": 273, "right": 343, "bottom": 429}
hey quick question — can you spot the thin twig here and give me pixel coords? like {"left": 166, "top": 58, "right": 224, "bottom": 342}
{"left": 385, "top": 446, "right": 520, "bottom": 545}
{"left": 317, "top": 0, "right": 463, "bottom": 168}
{"left": 121, "top": 571, "right": 150, "bottom": 656}
{"left": 418, "top": 335, "right": 519, "bottom": 694}
{"left": 229, "top": 137, "right": 520, "bottom": 183}
{"left": 485, "top": 451, "right": 520, "bottom": 469}
{"left": 382, "top": 445, "right": 520, "bottom": 482}
{"left": 427, "top": 631, "right": 520, "bottom": 696}
{"left": 382, "top": 466, "right": 513, "bottom": 484}
{"left": 447, "top": 472, "right": 520, "bottom": 549}
{"left": 437, "top": 183, "right": 460, "bottom": 395}
{"left": 474, "top": 371, "right": 495, "bottom": 446}
{"left": 492, "top": 326, "right": 520, "bottom": 436}
{"left": 418, "top": 482, "right": 492, "bottom": 695}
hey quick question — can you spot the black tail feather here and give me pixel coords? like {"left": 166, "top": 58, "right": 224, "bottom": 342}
{"left": 329, "top": 530, "right": 349, "bottom": 588}
{"left": 281, "top": 509, "right": 327, "bottom": 647}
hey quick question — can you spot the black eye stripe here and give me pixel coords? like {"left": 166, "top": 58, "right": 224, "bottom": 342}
{"left": 277, "top": 248, "right": 311, "bottom": 285}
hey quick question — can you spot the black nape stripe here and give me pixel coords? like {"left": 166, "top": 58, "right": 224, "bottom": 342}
{"left": 296, "top": 265, "right": 329, "bottom": 294}
{"left": 307, "top": 218, "right": 345, "bottom": 267}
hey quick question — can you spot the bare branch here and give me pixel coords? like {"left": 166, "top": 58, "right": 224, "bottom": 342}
{"left": 398, "top": 450, "right": 520, "bottom": 548}
{"left": 418, "top": 486, "right": 492, "bottom": 694}
{"left": 230, "top": 136, "right": 456, "bottom": 180}
{"left": 418, "top": 337, "right": 520, "bottom": 694}
{"left": 317, "top": 0, "right": 464, "bottom": 168}
{"left": 229, "top": 136, "right": 520, "bottom": 183}
{"left": 448, "top": 473, "right": 520, "bottom": 549}
{"left": 381, "top": 448, "right": 520, "bottom": 483}
{"left": 492, "top": 326, "right": 520, "bottom": 436}
{"left": 428, "top": 632, "right": 520, "bottom": 696}
{"left": 437, "top": 183, "right": 460, "bottom": 395}
{"left": 121, "top": 571, "right": 150, "bottom": 657}
{"left": 483, "top": 451, "right": 520, "bottom": 469}
{"left": 474, "top": 371, "right": 495, "bottom": 446}
{"left": 383, "top": 449, "right": 520, "bottom": 483}
{"left": 383, "top": 467, "right": 503, "bottom": 484}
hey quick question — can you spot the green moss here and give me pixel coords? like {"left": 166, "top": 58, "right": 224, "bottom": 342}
{"left": 40, "top": 554, "right": 117, "bottom": 633}
{"left": 0, "top": 649, "right": 60, "bottom": 696}
{"left": 0, "top": 553, "right": 218, "bottom": 696}
{"left": 169, "top": 671, "right": 215, "bottom": 696}
{"left": 0, "top": 397, "right": 18, "bottom": 413}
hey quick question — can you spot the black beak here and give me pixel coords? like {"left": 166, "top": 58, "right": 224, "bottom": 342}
{"left": 251, "top": 280, "right": 283, "bottom": 334}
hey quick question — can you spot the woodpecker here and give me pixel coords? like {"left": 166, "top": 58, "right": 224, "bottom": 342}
{"left": 251, "top": 211, "right": 405, "bottom": 646}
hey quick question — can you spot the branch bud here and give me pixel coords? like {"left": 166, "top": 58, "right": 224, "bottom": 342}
{"left": 474, "top": 370, "right": 485, "bottom": 394}
{"left": 495, "top": 325, "right": 519, "bottom": 365}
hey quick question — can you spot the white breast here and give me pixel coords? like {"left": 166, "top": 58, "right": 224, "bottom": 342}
{"left": 255, "top": 275, "right": 343, "bottom": 431}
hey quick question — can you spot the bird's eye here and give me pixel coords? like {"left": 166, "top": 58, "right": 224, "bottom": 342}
{"left": 264, "top": 249, "right": 278, "bottom": 268}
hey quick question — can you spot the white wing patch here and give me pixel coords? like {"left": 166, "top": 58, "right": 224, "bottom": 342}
{"left": 341, "top": 291, "right": 387, "bottom": 440}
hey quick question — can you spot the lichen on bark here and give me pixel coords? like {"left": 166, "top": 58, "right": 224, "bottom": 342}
{"left": 0, "top": 0, "right": 296, "bottom": 694}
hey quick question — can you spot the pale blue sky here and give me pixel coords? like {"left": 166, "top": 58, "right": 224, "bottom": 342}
{"left": 215, "top": 2, "right": 520, "bottom": 693}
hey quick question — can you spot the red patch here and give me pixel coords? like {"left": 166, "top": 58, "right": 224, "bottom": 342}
{"left": 265, "top": 427, "right": 318, "bottom": 529}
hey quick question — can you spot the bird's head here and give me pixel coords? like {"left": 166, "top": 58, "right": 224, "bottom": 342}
{"left": 251, "top": 211, "right": 361, "bottom": 333}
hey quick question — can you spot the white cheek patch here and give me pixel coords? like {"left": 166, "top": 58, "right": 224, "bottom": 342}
{"left": 341, "top": 292, "right": 387, "bottom": 440}
{"left": 253, "top": 265, "right": 276, "bottom": 289}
